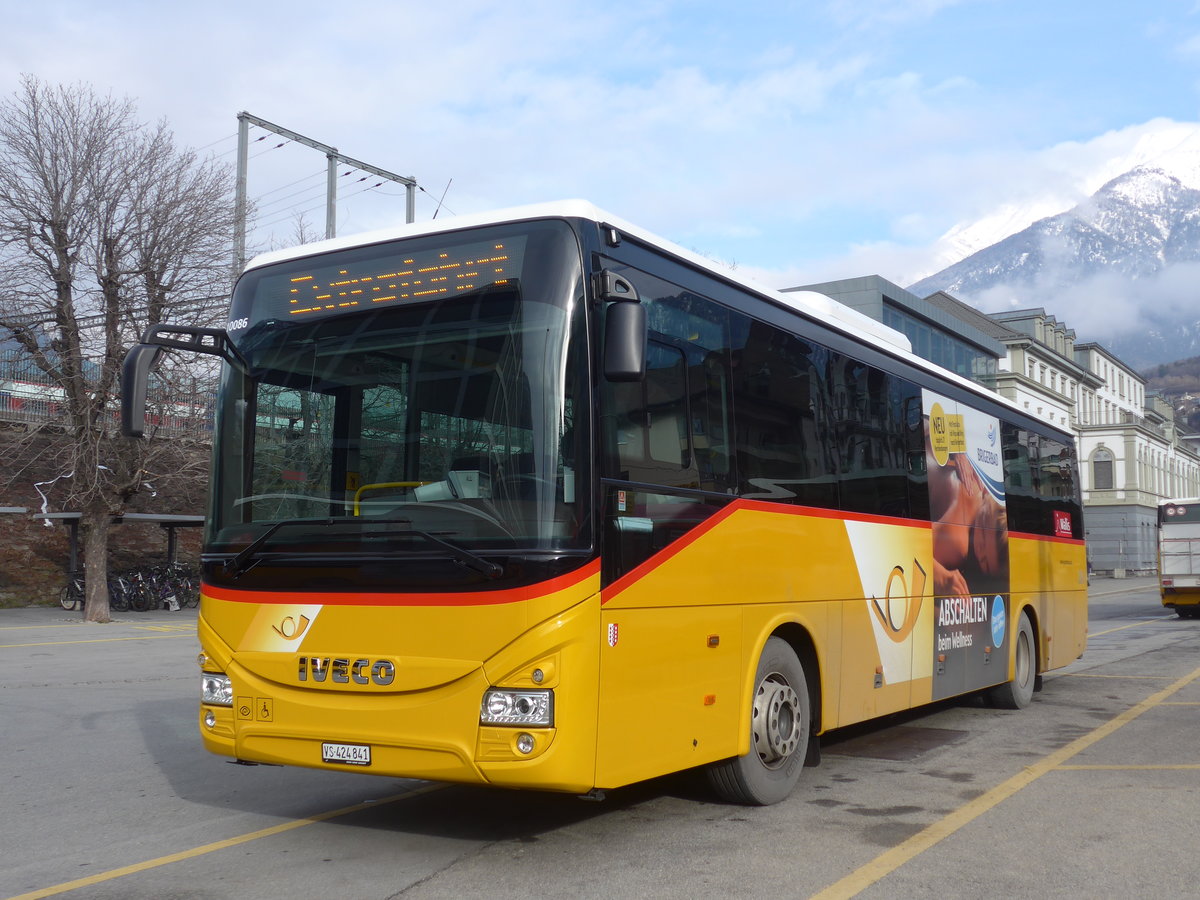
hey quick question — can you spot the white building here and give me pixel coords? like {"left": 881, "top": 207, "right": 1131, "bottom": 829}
{"left": 951, "top": 306, "right": 1200, "bottom": 574}
{"left": 986, "top": 306, "right": 1089, "bottom": 432}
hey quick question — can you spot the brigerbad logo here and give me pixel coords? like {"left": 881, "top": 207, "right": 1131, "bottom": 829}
{"left": 990, "top": 596, "right": 1006, "bottom": 648}
{"left": 987, "top": 423, "right": 997, "bottom": 447}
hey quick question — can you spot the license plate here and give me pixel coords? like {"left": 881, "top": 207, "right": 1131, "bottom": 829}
{"left": 321, "top": 742, "right": 371, "bottom": 766}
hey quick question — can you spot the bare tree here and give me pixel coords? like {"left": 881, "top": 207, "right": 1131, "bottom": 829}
{"left": 277, "top": 210, "right": 323, "bottom": 249}
{"left": 0, "top": 76, "right": 236, "bottom": 622}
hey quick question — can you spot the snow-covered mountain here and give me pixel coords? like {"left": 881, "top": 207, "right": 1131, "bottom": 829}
{"left": 908, "top": 163, "right": 1200, "bottom": 369}
{"left": 922, "top": 120, "right": 1200, "bottom": 271}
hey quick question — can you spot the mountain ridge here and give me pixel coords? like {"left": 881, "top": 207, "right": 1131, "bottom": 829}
{"left": 907, "top": 165, "right": 1200, "bottom": 369}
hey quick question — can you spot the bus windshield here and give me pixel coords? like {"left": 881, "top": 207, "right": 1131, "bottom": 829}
{"left": 207, "top": 220, "right": 589, "bottom": 580}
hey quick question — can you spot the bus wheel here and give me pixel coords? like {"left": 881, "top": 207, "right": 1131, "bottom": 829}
{"left": 706, "top": 636, "right": 809, "bottom": 805}
{"left": 987, "top": 611, "right": 1036, "bottom": 709}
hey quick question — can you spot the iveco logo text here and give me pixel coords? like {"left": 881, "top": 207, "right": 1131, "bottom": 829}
{"left": 297, "top": 656, "right": 396, "bottom": 685}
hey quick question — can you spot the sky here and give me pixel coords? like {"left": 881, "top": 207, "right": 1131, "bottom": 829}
{"left": 6, "top": 0, "right": 1200, "bottom": 299}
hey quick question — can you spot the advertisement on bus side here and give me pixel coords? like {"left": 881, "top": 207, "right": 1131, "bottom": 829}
{"left": 924, "top": 390, "right": 1010, "bottom": 699}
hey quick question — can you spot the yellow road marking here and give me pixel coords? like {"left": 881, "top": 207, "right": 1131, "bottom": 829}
{"left": 0, "top": 620, "right": 196, "bottom": 632}
{"left": 1058, "top": 764, "right": 1200, "bottom": 770}
{"left": 0, "top": 634, "right": 195, "bottom": 649}
{"left": 809, "top": 664, "right": 1200, "bottom": 900}
{"left": 4, "top": 784, "right": 443, "bottom": 900}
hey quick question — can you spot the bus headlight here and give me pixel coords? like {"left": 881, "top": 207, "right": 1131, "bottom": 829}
{"left": 480, "top": 689, "right": 553, "bottom": 726}
{"left": 201, "top": 672, "right": 233, "bottom": 707}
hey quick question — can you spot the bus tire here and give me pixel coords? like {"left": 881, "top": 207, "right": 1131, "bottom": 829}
{"left": 987, "top": 610, "right": 1036, "bottom": 709}
{"left": 706, "top": 636, "right": 809, "bottom": 805}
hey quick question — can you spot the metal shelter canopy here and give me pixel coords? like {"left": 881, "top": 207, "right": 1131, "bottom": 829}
{"left": 36, "top": 512, "right": 204, "bottom": 574}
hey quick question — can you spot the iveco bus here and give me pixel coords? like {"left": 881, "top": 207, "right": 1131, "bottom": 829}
{"left": 122, "top": 201, "right": 1088, "bottom": 804}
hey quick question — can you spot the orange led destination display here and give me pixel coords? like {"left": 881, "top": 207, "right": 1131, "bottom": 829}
{"left": 251, "top": 235, "right": 526, "bottom": 322}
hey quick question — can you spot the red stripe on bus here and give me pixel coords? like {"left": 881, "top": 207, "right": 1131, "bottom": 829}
{"left": 601, "top": 499, "right": 931, "bottom": 605}
{"left": 1008, "top": 530, "right": 1086, "bottom": 546}
{"left": 202, "top": 558, "right": 601, "bottom": 607}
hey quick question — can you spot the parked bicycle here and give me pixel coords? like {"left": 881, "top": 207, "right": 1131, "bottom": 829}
{"left": 126, "top": 562, "right": 199, "bottom": 610}
{"left": 59, "top": 563, "right": 199, "bottom": 612}
{"left": 59, "top": 574, "right": 84, "bottom": 611}
{"left": 59, "top": 572, "right": 140, "bottom": 612}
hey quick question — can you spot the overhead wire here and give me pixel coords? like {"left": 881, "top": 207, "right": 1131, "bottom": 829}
{"left": 252, "top": 182, "right": 330, "bottom": 214}
{"left": 192, "top": 133, "right": 240, "bottom": 160}
{"left": 250, "top": 138, "right": 292, "bottom": 160}
{"left": 254, "top": 200, "right": 330, "bottom": 234}
{"left": 252, "top": 169, "right": 327, "bottom": 199}
{"left": 194, "top": 133, "right": 237, "bottom": 152}
{"left": 254, "top": 178, "right": 397, "bottom": 237}
{"left": 238, "top": 123, "right": 425, "bottom": 238}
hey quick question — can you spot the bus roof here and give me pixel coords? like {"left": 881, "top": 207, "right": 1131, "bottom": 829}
{"left": 243, "top": 199, "right": 1041, "bottom": 429}
{"left": 245, "top": 200, "right": 904, "bottom": 346}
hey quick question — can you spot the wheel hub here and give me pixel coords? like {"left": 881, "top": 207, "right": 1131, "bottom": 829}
{"left": 752, "top": 675, "right": 802, "bottom": 768}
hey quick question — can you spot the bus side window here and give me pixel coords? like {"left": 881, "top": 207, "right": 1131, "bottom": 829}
{"left": 903, "top": 382, "right": 930, "bottom": 521}
{"left": 831, "top": 354, "right": 910, "bottom": 519}
{"left": 1037, "top": 435, "right": 1082, "bottom": 538}
{"left": 1002, "top": 422, "right": 1042, "bottom": 534}
{"left": 602, "top": 277, "right": 737, "bottom": 494}
{"left": 610, "top": 340, "right": 692, "bottom": 483}
{"left": 731, "top": 318, "right": 836, "bottom": 508}
{"left": 650, "top": 290, "right": 734, "bottom": 494}
{"left": 690, "top": 349, "right": 732, "bottom": 491}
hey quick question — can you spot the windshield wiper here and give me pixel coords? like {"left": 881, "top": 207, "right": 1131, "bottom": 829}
{"left": 223, "top": 517, "right": 332, "bottom": 578}
{"left": 386, "top": 521, "right": 503, "bottom": 578}
{"left": 222, "top": 516, "right": 502, "bottom": 579}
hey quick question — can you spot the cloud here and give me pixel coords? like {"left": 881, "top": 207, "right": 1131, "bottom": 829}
{"left": 974, "top": 273, "right": 1145, "bottom": 341}
{"left": 7, "top": 0, "right": 1200, "bottom": 297}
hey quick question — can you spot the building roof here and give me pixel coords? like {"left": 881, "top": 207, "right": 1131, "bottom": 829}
{"left": 920, "top": 291, "right": 1026, "bottom": 342}
{"left": 790, "top": 275, "right": 1005, "bottom": 357}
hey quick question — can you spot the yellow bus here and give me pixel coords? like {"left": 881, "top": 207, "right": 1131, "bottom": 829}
{"left": 122, "top": 201, "right": 1088, "bottom": 804}
{"left": 1158, "top": 498, "right": 1200, "bottom": 618}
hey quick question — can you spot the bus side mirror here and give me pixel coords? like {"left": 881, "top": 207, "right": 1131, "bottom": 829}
{"left": 599, "top": 271, "right": 646, "bottom": 382}
{"left": 120, "top": 343, "right": 162, "bottom": 438}
{"left": 120, "top": 323, "right": 249, "bottom": 438}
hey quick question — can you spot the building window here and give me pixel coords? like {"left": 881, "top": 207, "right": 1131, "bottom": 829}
{"left": 1093, "top": 448, "right": 1114, "bottom": 491}
{"left": 880, "top": 303, "right": 996, "bottom": 382}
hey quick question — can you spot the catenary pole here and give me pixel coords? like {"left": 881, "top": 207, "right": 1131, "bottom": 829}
{"left": 233, "top": 111, "right": 418, "bottom": 272}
